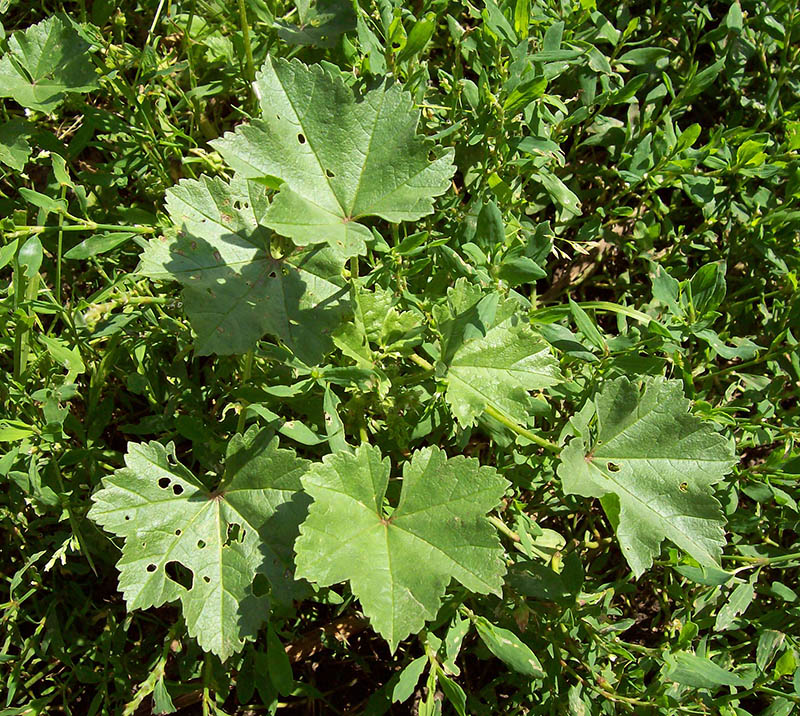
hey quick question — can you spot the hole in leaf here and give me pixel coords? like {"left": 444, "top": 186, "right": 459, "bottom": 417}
{"left": 607, "top": 462, "right": 621, "bottom": 472}
{"left": 146, "top": 564, "right": 157, "bottom": 572}
{"left": 679, "top": 481, "right": 688, "bottom": 492}
{"left": 165, "top": 561, "right": 194, "bottom": 590}
{"left": 175, "top": 529, "right": 182, "bottom": 536}
{"left": 297, "top": 133, "right": 306, "bottom": 144}
{"left": 203, "top": 575, "right": 211, "bottom": 583}
{"left": 325, "top": 169, "right": 335, "bottom": 178}
{"left": 197, "top": 539, "right": 206, "bottom": 549}
{"left": 125, "top": 515, "right": 131, "bottom": 521}
{"left": 252, "top": 573, "right": 270, "bottom": 597}
{"left": 173, "top": 484, "right": 184, "bottom": 496}
{"left": 158, "top": 477, "right": 170, "bottom": 489}
{"left": 268, "top": 270, "right": 277, "bottom": 278}
{"left": 223, "top": 522, "right": 245, "bottom": 547}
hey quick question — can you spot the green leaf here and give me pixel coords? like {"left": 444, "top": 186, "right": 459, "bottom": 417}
{"left": 294, "top": 444, "right": 508, "bottom": 651}
{"left": 436, "top": 667, "right": 467, "bottom": 716}
{"left": 274, "top": 0, "right": 355, "bottom": 48}
{"left": 444, "top": 315, "right": 561, "bottom": 427}
{"left": 139, "top": 175, "right": 348, "bottom": 362}
{"left": 558, "top": 377, "right": 737, "bottom": 576}
{"left": 392, "top": 655, "right": 428, "bottom": 703}
{"left": 0, "top": 16, "right": 97, "bottom": 112}
{"left": 472, "top": 615, "right": 545, "bottom": 678}
{"left": 88, "top": 429, "right": 310, "bottom": 660}
{"left": 0, "top": 119, "right": 31, "bottom": 170}
{"left": 663, "top": 651, "right": 749, "bottom": 689}
{"left": 212, "top": 58, "right": 455, "bottom": 258}
{"left": 64, "top": 232, "right": 134, "bottom": 260}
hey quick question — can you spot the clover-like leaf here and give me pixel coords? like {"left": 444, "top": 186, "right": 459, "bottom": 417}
{"left": 88, "top": 429, "right": 310, "bottom": 660}
{"left": 139, "top": 175, "right": 348, "bottom": 362}
{"left": 444, "top": 316, "right": 562, "bottom": 427}
{"left": 0, "top": 16, "right": 97, "bottom": 112}
{"left": 558, "top": 376, "right": 737, "bottom": 577}
{"left": 212, "top": 57, "right": 455, "bottom": 258}
{"left": 294, "top": 444, "right": 508, "bottom": 651}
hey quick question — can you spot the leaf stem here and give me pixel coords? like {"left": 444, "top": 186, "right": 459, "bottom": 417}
{"left": 721, "top": 550, "right": 800, "bottom": 566}
{"left": 237, "top": 348, "right": 255, "bottom": 434}
{"left": 238, "top": 0, "right": 256, "bottom": 85}
{"left": 488, "top": 515, "right": 520, "bottom": 542}
{"left": 409, "top": 352, "right": 434, "bottom": 371}
{"left": 483, "top": 404, "right": 561, "bottom": 454}
{"left": 407, "top": 352, "right": 561, "bottom": 453}
{"left": 6, "top": 223, "right": 155, "bottom": 239}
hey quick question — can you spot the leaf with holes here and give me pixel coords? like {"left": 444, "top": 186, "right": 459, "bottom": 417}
{"left": 557, "top": 377, "right": 737, "bottom": 577}
{"left": 0, "top": 16, "right": 97, "bottom": 112}
{"left": 87, "top": 428, "right": 310, "bottom": 660}
{"left": 294, "top": 444, "right": 508, "bottom": 651}
{"left": 443, "top": 314, "right": 562, "bottom": 427}
{"left": 139, "top": 175, "right": 348, "bottom": 362}
{"left": 211, "top": 57, "right": 455, "bottom": 258}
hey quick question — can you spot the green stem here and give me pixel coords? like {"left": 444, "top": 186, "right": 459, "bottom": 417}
{"left": 703, "top": 344, "right": 795, "bottom": 381}
{"left": 721, "top": 550, "right": 800, "bottom": 566}
{"left": 236, "top": 348, "right": 255, "bottom": 434}
{"left": 408, "top": 352, "right": 562, "bottom": 453}
{"left": 409, "top": 352, "right": 434, "bottom": 371}
{"left": 484, "top": 404, "right": 561, "bottom": 454}
{"left": 488, "top": 515, "right": 520, "bottom": 542}
{"left": 6, "top": 223, "right": 155, "bottom": 239}
{"left": 238, "top": 0, "right": 256, "bottom": 85}
{"left": 56, "top": 185, "right": 66, "bottom": 305}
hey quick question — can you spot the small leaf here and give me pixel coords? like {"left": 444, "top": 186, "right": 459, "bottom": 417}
{"left": 472, "top": 616, "right": 545, "bottom": 678}
{"left": 436, "top": 667, "right": 467, "bottom": 716}
{"left": 558, "top": 376, "right": 737, "bottom": 576}
{"left": 64, "top": 232, "right": 133, "bottom": 260}
{"left": 294, "top": 444, "right": 508, "bottom": 651}
{"left": 0, "top": 119, "right": 31, "bottom": 170}
{"left": 663, "top": 651, "right": 748, "bottom": 689}
{"left": 714, "top": 580, "right": 754, "bottom": 631}
{"left": 392, "top": 655, "right": 428, "bottom": 703}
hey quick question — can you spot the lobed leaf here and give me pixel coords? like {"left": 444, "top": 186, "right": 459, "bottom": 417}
{"left": 88, "top": 429, "right": 310, "bottom": 660}
{"left": 0, "top": 16, "right": 97, "bottom": 112}
{"left": 212, "top": 57, "right": 455, "bottom": 257}
{"left": 140, "top": 175, "right": 348, "bottom": 362}
{"left": 294, "top": 444, "right": 508, "bottom": 651}
{"left": 558, "top": 376, "right": 737, "bottom": 576}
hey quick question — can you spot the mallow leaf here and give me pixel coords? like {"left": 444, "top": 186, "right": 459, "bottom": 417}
{"left": 444, "top": 314, "right": 562, "bottom": 427}
{"left": 88, "top": 429, "right": 310, "bottom": 660}
{"left": 139, "top": 175, "right": 348, "bottom": 363}
{"left": 294, "top": 444, "right": 508, "bottom": 651}
{"left": 212, "top": 57, "right": 455, "bottom": 258}
{"left": 0, "top": 16, "right": 97, "bottom": 112}
{"left": 558, "top": 377, "right": 737, "bottom": 577}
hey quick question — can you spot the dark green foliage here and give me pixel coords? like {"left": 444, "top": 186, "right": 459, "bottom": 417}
{"left": 2, "top": 1, "right": 799, "bottom": 714}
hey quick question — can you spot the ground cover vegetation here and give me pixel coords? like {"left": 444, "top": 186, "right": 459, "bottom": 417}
{"left": 1, "top": 0, "right": 799, "bottom": 713}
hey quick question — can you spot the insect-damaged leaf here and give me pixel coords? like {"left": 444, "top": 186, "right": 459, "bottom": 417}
{"left": 139, "top": 175, "right": 348, "bottom": 363}
{"left": 558, "top": 377, "right": 737, "bottom": 577}
{"left": 294, "top": 444, "right": 508, "bottom": 651}
{"left": 88, "top": 428, "right": 310, "bottom": 660}
{"left": 212, "top": 57, "right": 455, "bottom": 258}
